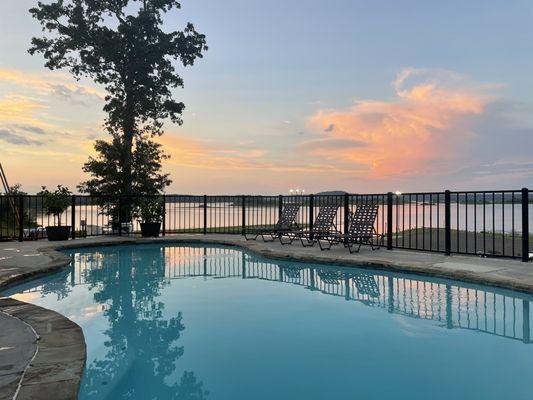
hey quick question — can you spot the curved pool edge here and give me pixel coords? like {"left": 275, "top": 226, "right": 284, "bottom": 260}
{"left": 35, "top": 235, "right": 533, "bottom": 294}
{"left": 2, "top": 234, "right": 533, "bottom": 295}
{"left": 1, "top": 234, "right": 533, "bottom": 399}
{"left": 0, "top": 298, "right": 86, "bottom": 400}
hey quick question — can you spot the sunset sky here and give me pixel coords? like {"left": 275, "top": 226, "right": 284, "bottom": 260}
{"left": 1, "top": 0, "right": 533, "bottom": 194}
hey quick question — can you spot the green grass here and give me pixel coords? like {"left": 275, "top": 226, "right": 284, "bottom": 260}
{"left": 397, "top": 227, "right": 533, "bottom": 241}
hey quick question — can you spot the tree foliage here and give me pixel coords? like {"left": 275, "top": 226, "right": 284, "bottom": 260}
{"left": 37, "top": 185, "right": 73, "bottom": 226}
{"left": 29, "top": 0, "right": 207, "bottom": 195}
{"left": 78, "top": 135, "right": 171, "bottom": 195}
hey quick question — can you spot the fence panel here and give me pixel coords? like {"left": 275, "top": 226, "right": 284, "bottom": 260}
{"left": 387, "top": 192, "right": 446, "bottom": 253}
{"left": 448, "top": 190, "right": 524, "bottom": 258}
{"left": 0, "top": 190, "right": 530, "bottom": 260}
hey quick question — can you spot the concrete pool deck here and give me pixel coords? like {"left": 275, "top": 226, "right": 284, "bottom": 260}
{"left": 1, "top": 234, "right": 533, "bottom": 399}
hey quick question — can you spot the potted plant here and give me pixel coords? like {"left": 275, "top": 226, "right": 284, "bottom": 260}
{"left": 38, "top": 185, "right": 72, "bottom": 241}
{"left": 136, "top": 197, "right": 164, "bottom": 237}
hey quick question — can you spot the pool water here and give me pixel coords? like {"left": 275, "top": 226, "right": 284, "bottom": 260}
{"left": 5, "top": 243, "right": 533, "bottom": 400}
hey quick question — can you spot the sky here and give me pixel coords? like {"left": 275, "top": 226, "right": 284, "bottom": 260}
{"left": 1, "top": 0, "right": 533, "bottom": 194}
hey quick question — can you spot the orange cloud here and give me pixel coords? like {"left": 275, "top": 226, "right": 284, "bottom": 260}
{"left": 0, "top": 94, "right": 47, "bottom": 126}
{"left": 307, "top": 68, "right": 492, "bottom": 178}
{"left": 0, "top": 68, "right": 104, "bottom": 98}
{"left": 159, "top": 134, "right": 362, "bottom": 174}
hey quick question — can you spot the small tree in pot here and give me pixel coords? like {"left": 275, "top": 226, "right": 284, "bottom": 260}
{"left": 37, "top": 185, "right": 72, "bottom": 241}
{"left": 135, "top": 197, "right": 164, "bottom": 237}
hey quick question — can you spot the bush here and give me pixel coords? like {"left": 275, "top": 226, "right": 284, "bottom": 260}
{"left": 37, "top": 185, "right": 72, "bottom": 226}
{"left": 134, "top": 197, "right": 164, "bottom": 223}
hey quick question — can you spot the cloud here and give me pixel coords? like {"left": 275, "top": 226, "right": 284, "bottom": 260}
{"left": 324, "top": 123, "right": 335, "bottom": 132}
{"left": 0, "top": 128, "right": 43, "bottom": 146}
{"left": 50, "top": 84, "right": 102, "bottom": 105}
{"left": 306, "top": 68, "right": 492, "bottom": 179}
{"left": 159, "top": 134, "right": 358, "bottom": 174}
{"left": 298, "top": 137, "right": 366, "bottom": 151}
{"left": 0, "top": 68, "right": 104, "bottom": 102}
{"left": 13, "top": 124, "right": 46, "bottom": 135}
{"left": 0, "top": 94, "right": 48, "bottom": 126}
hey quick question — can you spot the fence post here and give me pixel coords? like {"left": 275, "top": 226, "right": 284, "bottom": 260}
{"left": 71, "top": 195, "right": 76, "bottom": 240}
{"left": 203, "top": 195, "right": 207, "bottom": 235}
{"left": 344, "top": 193, "right": 350, "bottom": 235}
{"left": 18, "top": 194, "right": 24, "bottom": 242}
{"left": 241, "top": 195, "right": 246, "bottom": 236}
{"left": 386, "top": 192, "right": 393, "bottom": 250}
{"left": 522, "top": 188, "right": 529, "bottom": 262}
{"left": 445, "top": 190, "right": 451, "bottom": 255}
{"left": 309, "top": 194, "right": 314, "bottom": 233}
{"left": 162, "top": 195, "right": 166, "bottom": 236}
{"left": 278, "top": 195, "right": 283, "bottom": 216}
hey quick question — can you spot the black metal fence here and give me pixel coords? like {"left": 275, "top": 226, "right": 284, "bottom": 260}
{"left": 1, "top": 189, "right": 532, "bottom": 261}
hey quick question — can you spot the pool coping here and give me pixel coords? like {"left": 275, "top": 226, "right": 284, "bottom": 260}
{"left": 0, "top": 299, "right": 86, "bottom": 400}
{"left": 2, "top": 234, "right": 533, "bottom": 399}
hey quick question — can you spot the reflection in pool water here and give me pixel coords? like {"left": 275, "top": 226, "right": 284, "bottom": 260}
{"left": 5, "top": 244, "right": 533, "bottom": 400}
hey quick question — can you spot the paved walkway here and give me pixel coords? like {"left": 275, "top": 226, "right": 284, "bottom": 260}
{"left": 1, "top": 234, "right": 533, "bottom": 399}
{"left": 0, "top": 309, "right": 36, "bottom": 400}
{"left": 0, "top": 299, "right": 85, "bottom": 400}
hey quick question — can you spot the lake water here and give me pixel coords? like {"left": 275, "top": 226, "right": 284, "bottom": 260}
{"left": 35, "top": 203, "right": 533, "bottom": 236}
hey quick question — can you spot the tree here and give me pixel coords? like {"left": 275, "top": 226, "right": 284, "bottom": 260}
{"left": 29, "top": 0, "right": 207, "bottom": 196}
{"left": 78, "top": 135, "right": 171, "bottom": 195}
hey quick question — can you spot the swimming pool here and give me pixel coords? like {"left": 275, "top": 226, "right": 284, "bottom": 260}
{"left": 5, "top": 243, "right": 533, "bottom": 399}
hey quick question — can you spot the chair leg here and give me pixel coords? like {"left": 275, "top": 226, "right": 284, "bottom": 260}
{"left": 347, "top": 241, "right": 362, "bottom": 254}
{"left": 318, "top": 239, "right": 331, "bottom": 251}
{"left": 244, "top": 233, "right": 259, "bottom": 241}
{"left": 260, "top": 233, "right": 275, "bottom": 242}
{"left": 300, "top": 236, "right": 315, "bottom": 247}
{"left": 279, "top": 234, "right": 293, "bottom": 245}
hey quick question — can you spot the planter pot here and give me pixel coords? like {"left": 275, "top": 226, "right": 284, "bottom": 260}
{"left": 45, "top": 226, "right": 71, "bottom": 241}
{"left": 140, "top": 222, "right": 161, "bottom": 238}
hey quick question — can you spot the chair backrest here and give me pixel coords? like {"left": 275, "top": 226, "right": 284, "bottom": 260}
{"left": 352, "top": 273, "right": 380, "bottom": 297}
{"left": 348, "top": 204, "right": 379, "bottom": 236}
{"left": 276, "top": 204, "right": 300, "bottom": 229}
{"left": 313, "top": 205, "right": 339, "bottom": 233}
{"left": 317, "top": 268, "right": 343, "bottom": 284}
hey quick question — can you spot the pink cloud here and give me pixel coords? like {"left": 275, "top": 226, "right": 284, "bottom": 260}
{"left": 306, "top": 68, "right": 493, "bottom": 179}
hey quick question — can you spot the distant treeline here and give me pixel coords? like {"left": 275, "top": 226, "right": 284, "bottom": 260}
{"left": 452, "top": 192, "right": 533, "bottom": 204}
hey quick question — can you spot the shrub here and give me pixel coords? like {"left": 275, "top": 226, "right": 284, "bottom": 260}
{"left": 37, "top": 185, "right": 72, "bottom": 226}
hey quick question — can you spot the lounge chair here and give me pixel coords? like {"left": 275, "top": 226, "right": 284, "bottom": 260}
{"left": 280, "top": 205, "right": 340, "bottom": 246}
{"left": 317, "top": 268, "right": 344, "bottom": 284}
{"left": 280, "top": 265, "right": 305, "bottom": 280}
{"left": 244, "top": 204, "right": 300, "bottom": 242}
{"left": 352, "top": 273, "right": 380, "bottom": 297}
{"left": 318, "top": 204, "right": 383, "bottom": 252}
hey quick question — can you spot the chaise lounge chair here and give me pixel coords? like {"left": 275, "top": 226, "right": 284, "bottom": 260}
{"left": 244, "top": 203, "right": 301, "bottom": 242}
{"left": 280, "top": 205, "right": 340, "bottom": 246}
{"left": 318, "top": 204, "right": 383, "bottom": 252}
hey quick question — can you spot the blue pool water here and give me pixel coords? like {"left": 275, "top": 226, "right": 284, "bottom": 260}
{"left": 4, "top": 243, "right": 533, "bottom": 400}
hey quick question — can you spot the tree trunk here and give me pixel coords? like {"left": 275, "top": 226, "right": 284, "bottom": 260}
{"left": 120, "top": 84, "right": 136, "bottom": 224}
